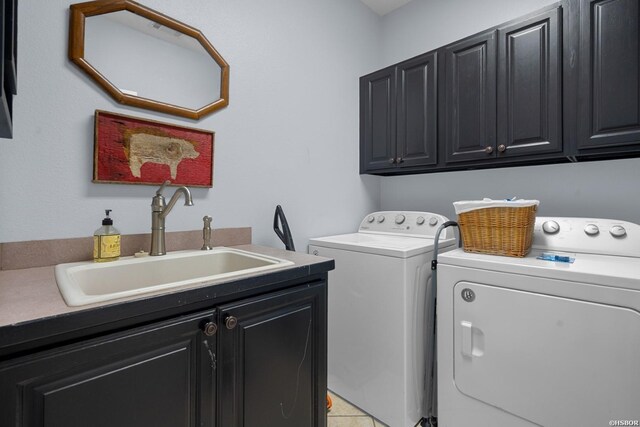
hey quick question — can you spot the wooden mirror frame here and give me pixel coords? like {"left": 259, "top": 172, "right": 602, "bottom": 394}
{"left": 69, "top": 0, "right": 230, "bottom": 119}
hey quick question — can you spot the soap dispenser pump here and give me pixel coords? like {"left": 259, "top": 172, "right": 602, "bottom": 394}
{"left": 93, "top": 209, "right": 121, "bottom": 262}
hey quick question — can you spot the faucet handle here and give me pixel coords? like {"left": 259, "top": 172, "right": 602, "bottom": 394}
{"left": 156, "top": 180, "right": 171, "bottom": 196}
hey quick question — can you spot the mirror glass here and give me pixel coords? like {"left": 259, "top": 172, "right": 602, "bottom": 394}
{"left": 69, "top": 1, "right": 229, "bottom": 119}
{"left": 84, "top": 11, "right": 221, "bottom": 111}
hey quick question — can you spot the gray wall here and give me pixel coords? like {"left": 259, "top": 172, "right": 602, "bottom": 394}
{"left": 2, "top": 0, "right": 638, "bottom": 251}
{"left": 379, "top": 0, "right": 640, "bottom": 224}
{"left": 0, "top": 0, "right": 382, "bottom": 248}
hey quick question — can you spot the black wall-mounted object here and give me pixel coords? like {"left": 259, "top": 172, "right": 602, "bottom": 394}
{"left": 274, "top": 205, "right": 296, "bottom": 251}
{"left": 360, "top": 0, "right": 640, "bottom": 176}
{"left": 0, "top": 0, "right": 17, "bottom": 139}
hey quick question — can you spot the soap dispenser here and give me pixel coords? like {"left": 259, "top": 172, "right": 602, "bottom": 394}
{"left": 93, "top": 209, "right": 121, "bottom": 262}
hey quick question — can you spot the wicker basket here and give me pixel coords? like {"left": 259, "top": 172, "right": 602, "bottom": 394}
{"left": 457, "top": 205, "right": 538, "bottom": 257}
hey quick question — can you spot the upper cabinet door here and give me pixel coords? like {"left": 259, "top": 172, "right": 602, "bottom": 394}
{"left": 396, "top": 51, "right": 438, "bottom": 167}
{"left": 497, "top": 6, "right": 562, "bottom": 157}
{"left": 444, "top": 31, "right": 497, "bottom": 164}
{"left": 360, "top": 67, "right": 397, "bottom": 172}
{"left": 578, "top": 0, "right": 640, "bottom": 151}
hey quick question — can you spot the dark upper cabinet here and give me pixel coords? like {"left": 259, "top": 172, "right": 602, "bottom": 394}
{"left": 444, "top": 30, "right": 497, "bottom": 164}
{"left": 360, "top": 51, "right": 438, "bottom": 173}
{"left": 357, "top": 2, "right": 640, "bottom": 175}
{"left": 577, "top": 0, "right": 640, "bottom": 153}
{"left": 0, "top": 0, "right": 17, "bottom": 139}
{"left": 360, "top": 67, "right": 397, "bottom": 172}
{"left": 443, "top": 5, "right": 562, "bottom": 165}
{"left": 396, "top": 51, "right": 438, "bottom": 168}
{"left": 497, "top": 6, "right": 562, "bottom": 158}
{"left": 217, "top": 282, "right": 327, "bottom": 427}
{"left": 0, "top": 309, "right": 217, "bottom": 427}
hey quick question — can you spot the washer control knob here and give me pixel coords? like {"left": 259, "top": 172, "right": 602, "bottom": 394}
{"left": 377, "top": 215, "right": 385, "bottom": 223}
{"left": 395, "top": 214, "right": 406, "bottom": 224}
{"left": 610, "top": 225, "right": 627, "bottom": 238}
{"left": 542, "top": 220, "right": 560, "bottom": 234}
{"left": 584, "top": 224, "right": 599, "bottom": 236}
{"left": 428, "top": 217, "right": 438, "bottom": 226}
{"left": 416, "top": 216, "right": 425, "bottom": 225}
{"left": 367, "top": 215, "right": 375, "bottom": 223}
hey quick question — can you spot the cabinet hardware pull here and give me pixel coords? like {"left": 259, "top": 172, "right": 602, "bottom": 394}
{"left": 202, "top": 321, "right": 217, "bottom": 336}
{"left": 485, "top": 146, "right": 494, "bottom": 154}
{"left": 498, "top": 144, "right": 506, "bottom": 153}
{"left": 388, "top": 158, "right": 396, "bottom": 164}
{"left": 396, "top": 157, "right": 404, "bottom": 164}
{"left": 225, "top": 315, "right": 238, "bottom": 330}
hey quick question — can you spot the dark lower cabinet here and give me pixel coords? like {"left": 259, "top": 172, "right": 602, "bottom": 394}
{"left": 0, "top": 309, "right": 217, "bottom": 427}
{"left": 218, "top": 282, "right": 327, "bottom": 427}
{"left": 0, "top": 280, "right": 328, "bottom": 427}
{"left": 577, "top": 0, "right": 640, "bottom": 154}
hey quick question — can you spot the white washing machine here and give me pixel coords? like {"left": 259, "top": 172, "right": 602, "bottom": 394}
{"left": 437, "top": 217, "right": 640, "bottom": 427}
{"left": 309, "top": 211, "right": 456, "bottom": 427}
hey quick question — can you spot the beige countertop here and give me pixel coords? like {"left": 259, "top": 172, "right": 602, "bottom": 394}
{"left": 0, "top": 245, "right": 333, "bottom": 329}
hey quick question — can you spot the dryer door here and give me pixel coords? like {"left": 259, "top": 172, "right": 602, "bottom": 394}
{"left": 453, "top": 281, "right": 640, "bottom": 427}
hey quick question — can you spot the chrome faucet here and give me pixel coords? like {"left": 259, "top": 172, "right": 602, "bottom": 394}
{"left": 150, "top": 180, "right": 193, "bottom": 256}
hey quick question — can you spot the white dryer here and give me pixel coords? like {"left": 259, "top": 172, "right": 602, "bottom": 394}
{"left": 309, "top": 211, "right": 455, "bottom": 427}
{"left": 437, "top": 217, "right": 640, "bottom": 427}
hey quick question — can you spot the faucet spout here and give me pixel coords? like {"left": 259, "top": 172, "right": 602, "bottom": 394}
{"left": 150, "top": 181, "right": 194, "bottom": 256}
{"left": 159, "top": 186, "right": 193, "bottom": 220}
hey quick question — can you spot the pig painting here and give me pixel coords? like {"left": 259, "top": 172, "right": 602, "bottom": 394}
{"left": 123, "top": 127, "right": 200, "bottom": 180}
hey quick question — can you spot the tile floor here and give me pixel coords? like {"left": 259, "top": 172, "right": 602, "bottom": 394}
{"left": 327, "top": 391, "right": 389, "bottom": 427}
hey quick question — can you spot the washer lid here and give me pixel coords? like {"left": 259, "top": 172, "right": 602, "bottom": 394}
{"left": 309, "top": 233, "right": 454, "bottom": 258}
{"left": 438, "top": 248, "right": 640, "bottom": 291}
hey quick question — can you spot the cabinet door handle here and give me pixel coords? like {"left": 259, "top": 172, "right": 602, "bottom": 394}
{"left": 396, "top": 157, "right": 404, "bottom": 164}
{"left": 485, "top": 146, "right": 494, "bottom": 154}
{"left": 498, "top": 144, "right": 506, "bottom": 153}
{"left": 388, "top": 158, "right": 396, "bottom": 164}
{"left": 225, "top": 315, "right": 238, "bottom": 330}
{"left": 202, "top": 321, "right": 218, "bottom": 336}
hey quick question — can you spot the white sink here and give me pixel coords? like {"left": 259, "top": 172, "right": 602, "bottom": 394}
{"left": 55, "top": 248, "right": 295, "bottom": 307}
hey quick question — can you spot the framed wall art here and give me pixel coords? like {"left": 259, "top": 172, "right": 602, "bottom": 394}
{"left": 93, "top": 110, "right": 214, "bottom": 187}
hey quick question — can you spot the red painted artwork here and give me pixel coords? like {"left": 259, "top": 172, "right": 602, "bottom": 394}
{"left": 93, "top": 110, "right": 214, "bottom": 187}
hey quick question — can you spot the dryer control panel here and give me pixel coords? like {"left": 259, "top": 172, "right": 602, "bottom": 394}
{"left": 359, "top": 211, "right": 454, "bottom": 239}
{"left": 532, "top": 217, "right": 640, "bottom": 257}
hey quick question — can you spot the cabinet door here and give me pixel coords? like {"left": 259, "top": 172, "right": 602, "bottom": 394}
{"left": 444, "top": 31, "right": 497, "bottom": 164}
{"left": 360, "top": 67, "right": 397, "bottom": 172}
{"left": 218, "top": 282, "right": 327, "bottom": 427}
{"left": 0, "top": 310, "right": 217, "bottom": 427}
{"left": 396, "top": 51, "right": 438, "bottom": 167}
{"left": 577, "top": 0, "right": 640, "bottom": 151}
{"left": 497, "top": 6, "right": 562, "bottom": 157}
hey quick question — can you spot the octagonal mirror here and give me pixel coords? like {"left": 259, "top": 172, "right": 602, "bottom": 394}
{"left": 69, "top": 0, "right": 229, "bottom": 119}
